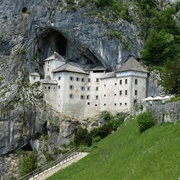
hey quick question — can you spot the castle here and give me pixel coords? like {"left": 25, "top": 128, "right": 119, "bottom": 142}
{"left": 30, "top": 52, "right": 148, "bottom": 118}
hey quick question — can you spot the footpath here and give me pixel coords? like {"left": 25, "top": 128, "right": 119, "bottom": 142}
{"left": 31, "top": 152, "right": 88, "bottom": 180}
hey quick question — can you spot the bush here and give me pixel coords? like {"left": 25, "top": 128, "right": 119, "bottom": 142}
{"left": 136, "top": 110, "right": 156, "bottom": 133}
{"left": 74, "top": 127, "right": 92, "bottom": 147}
{"left": 91, "top": 123, "right": 113, "bottom": 139}
{"left": 20, "top": 152, "right": 38, "bottom": 176}
{"left": 103, "top": 111, "right": 113, "bottom": 123}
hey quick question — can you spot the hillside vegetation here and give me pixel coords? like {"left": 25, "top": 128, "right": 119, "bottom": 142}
{"left": 48, "top": 119, "right": 180, "bottom": 180}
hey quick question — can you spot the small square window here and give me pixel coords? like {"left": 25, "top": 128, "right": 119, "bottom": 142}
{"left": 96, "top": 87, "right": 99, "bottom": 91}
{"left": 95, "top": 104, "right": 97, "bottom": 106}
{"left": 125, "top": 90, "right": 128, "bottom": 95}
{"left": 81, "top": 86, "right": 85, "bottom": 91}
{"left": 125, "top": 103, "right": 127, "bottom": 106}
{"left": 125, "top": 79, "right": 128, "bottom": 84}
{"left": 70, "top": 85, "right": 74, "bottom": 90}
{"left": 119, "top": 90, "right": 122, "bottom": 95}
{"left": 87, "top": 95, "right": 90, "bottom": 99}
{"left": 104, "top": 104, "right": 106, "bottom": 106}
{"left": 104, "top": 94, "right": 106, "bottom": 97}
{"left": 104, "top": 84, "right": 106, "bottom": 87}
{"left": 58, "top": 85, "right": 61, "bottom": 89}
{"left": 58, "top": 77, "right": 61, "bottom": 80}
{"left": 88, "top": 78, "right": 91, "bottom": 82}
{"left": 76, "top": 77, "right": 80, "bottom": 81}
{"left": 87, "top": 102, "right": 90, "bottom": 105}
{"left": 96, "top": 78, "right": 99, "bottom": 82}
{"left": 34, "top": 77, "right": 36, "bottom": 80}
{"left": 69, "top": 94, "right": 74, "bottom": 99}
{"left": 135, "top": 90, "right": 138, "bottom": 96}
{"left": 114, "top": 94, "right": 116, "bottom": 96}
{"left": 81, "top": 95, "right": 85, "bottom": 99}
{"left": 114, "top": 103, "right": 116, "bottom": 106}
{"left": 115, "top": 83, "right": 117, "bottom": 85}
{"left": 81, "top": 78, "right": 85, "bottom": 82}
{"left": 48, "top": 86, "right": 50, "bottom": 89}
{"left": 120, "top": 103, "right": 122, "bottom": 105}
{"left": 70, "top": 76, "right": 74, "bottom": 81}
{"left": 135, "top": 79, "right": 138, "bottom": 85}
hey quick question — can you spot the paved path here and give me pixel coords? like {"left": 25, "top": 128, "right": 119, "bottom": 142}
{"left": 31, "top": 152, "right": 88, "bottom": 180}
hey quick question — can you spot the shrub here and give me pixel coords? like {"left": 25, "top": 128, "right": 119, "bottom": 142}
{"left": 103, "top": 111, "right": 113, "bottom": 123}
{"left": 74, "top": 127, "right": 92, "bottom": 147}
{"left": 91, "top": 123, "right": 113, "bottom": 139}
{"left": 20, "top": 152, "right": 38, "bottom": 176}
{"left": 136, "top": 110, "right": 156, "bottom": 133}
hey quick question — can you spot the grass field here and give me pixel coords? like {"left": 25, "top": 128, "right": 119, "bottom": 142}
{"left": 47, "top": 119, "right": 180, "bottom": 180}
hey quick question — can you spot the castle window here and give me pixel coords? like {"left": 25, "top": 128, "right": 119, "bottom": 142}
{"left": 34, "top": 77, "right": 36, "bottom": 80}
{"left": 54, "top": 87, "right": 56, "bottom": 89}
{"left": 48, "top": 86, "right": 50, "bottom": 89}
{"left": 104, "top": 84, "right": 106, "bottom": 87}
{"left": 96, "top": 95, "right": 99, "bottom": 100}
{"left": 104, "top": 94, "right": 106, "bottom": 97}
{"left": 87, "top": 102, "right": 90, "bottom": 105}
{"left": 87, "top": 86, "right": 90, "bottom": 91}
{"left": 69, "top": 94, "right": 74, "bottom": 99}
{"left": 88, "top": 78, "right": 91, "bottom": 82}
{"left": 81, "top": 78, "right": 85, "bottom": 82}
{"left": 81, "top": 86, "right": 85, "bottom": 91}
{"left": 44, "top": 86, "right": 47, "bottom": 89}
{"left": 114, "top": 94, "right": 116, "bottom": 96}
{"left": 58, "top": 85, "right": 61, "bottom": 89}
{"left": 125, "top": 103, "right": 127, "bottom": 106}
{"left": 47, "top": 61, "right": 50, "bottom": 64}
{"left": 87, "top": 95, "right": 90, "bottom": 99}
{"left": 69, "top": 85, "right": 74, "bottom": 90}
{"left": 76, "top": 77, "right": 80, "bottom": 81}
{"left": 120, "top": 103, "right": 122, "bottom": 105}
{"left": 104, "top": 104, "right": 106, "bottom": 106}
{"left": 135, "top": 79, "right": 138, "bottom": 85}
{"left": 120, "top": 80, "right": 122, "bottom": 85}
{"left": 114, "top": 103, "right": 116, "bottom": 106}
{"left": 125, "top": 90, "right": 128, "bottom": 95}
{"left": 95, "top": 104, "right": 97, "bottom": 106}
{"left": 58, "top": 77, "right": 61, "bottom": 80}
{"left": 96, "top": 78, "right": 99, "bottom": 82}
{"left": 81, "top": 95, "right": 85, "bottom": 99}
{"left": 70, "top": 76, "right": 74, "bottom": 81}
{"left": 135, "top": 90, "right": 138, "bottom": 96}
{"left": 119, "top": 90, "right": 122, "bottom": 95}
{"left": 96, "top": 87, "right": 99, "bottom": 91}
{"left": 125, "top": 79, "right": 128, "bottom": 84}
{"left": 115, "top": 83, "right": 117, "bottom": 85}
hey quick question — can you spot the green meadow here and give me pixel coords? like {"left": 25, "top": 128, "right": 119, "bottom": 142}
{"left": 48, "top": 119, "right": 180, "bottom": 180}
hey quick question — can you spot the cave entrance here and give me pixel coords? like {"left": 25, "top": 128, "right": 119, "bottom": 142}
{"left": 38, "top": 29, "right": 67, "bottom": 63}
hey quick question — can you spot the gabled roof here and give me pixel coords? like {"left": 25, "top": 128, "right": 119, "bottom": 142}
{"left": 30, "top": 72, "right": 40, "bottom": 76}
{"left": 84, "top": 64, "right": 106, "bottom": 71}
{"left": 45, "top": 52, "right": 66, "bottom": 62}
{"left": 101, "top": 71, "right": 116, "bottom": 79}
{"left": 41, "top": 79, "right": 57, "bottom": 85}
{"left": 52, "top": 63, "right": 88, "bottom": 74}
{"left": 116, "top": 57, "right": 148, "bottom": 73}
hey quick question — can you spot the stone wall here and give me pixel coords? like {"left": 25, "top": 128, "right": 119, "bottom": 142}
{"left": 148, "top": 102, "right": 180, "bottom": 123}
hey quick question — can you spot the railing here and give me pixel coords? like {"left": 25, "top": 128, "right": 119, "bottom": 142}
{"left": 18, "top": 147, "right": 92, "bottom": 180}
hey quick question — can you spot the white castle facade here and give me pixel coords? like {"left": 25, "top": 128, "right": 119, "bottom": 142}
{"left": 30, "top": 52, "right": 148, "bottom": 118}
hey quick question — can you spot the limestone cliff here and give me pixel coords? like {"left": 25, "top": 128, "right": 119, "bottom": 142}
{"left": 0, "top": 0, "right": 177, "bottom": 178}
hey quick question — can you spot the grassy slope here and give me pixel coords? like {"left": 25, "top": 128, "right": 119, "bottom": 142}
{"left": 48, "top": 119, "right": 180, "bottom": 180}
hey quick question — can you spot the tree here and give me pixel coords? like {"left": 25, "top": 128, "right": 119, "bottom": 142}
{"left": 160, "top": 60, "right": 180, "bottom": 95}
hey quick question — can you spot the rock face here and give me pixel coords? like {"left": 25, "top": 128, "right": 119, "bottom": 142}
{"left": 0, "top": 0, "right": 174, "bottom": 178}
